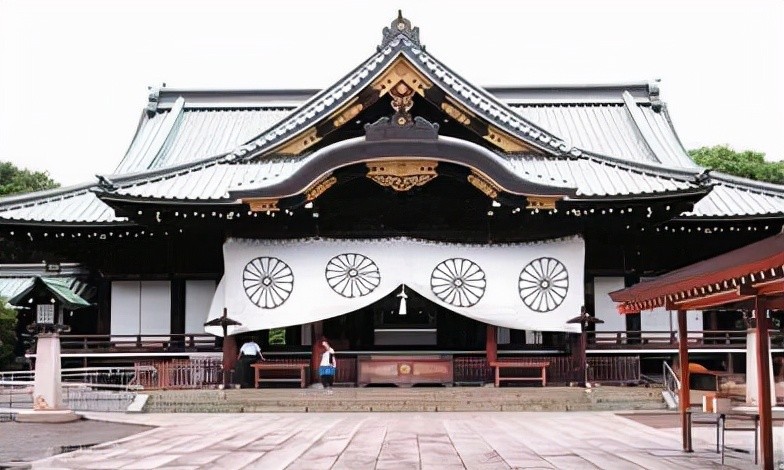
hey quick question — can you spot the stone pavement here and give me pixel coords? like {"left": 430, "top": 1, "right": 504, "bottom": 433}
{"left": 0, "top": 419, "right": 151, "bottom": 465}
{"left": 30, "top": 411, "right": 762, "bottom": 469}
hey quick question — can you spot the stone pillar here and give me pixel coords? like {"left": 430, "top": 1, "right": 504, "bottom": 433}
{"left": 16, "top": 332, "right": 78, "bottom": 423}
{"left": 745, "top": 328, "right": 776, "bottom": 405}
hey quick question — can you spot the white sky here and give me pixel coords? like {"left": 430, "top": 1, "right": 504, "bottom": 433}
{"left": 0, "top": 0, "right": 782, "bottom": 186}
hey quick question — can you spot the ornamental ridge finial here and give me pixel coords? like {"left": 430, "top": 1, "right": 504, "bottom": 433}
{"left": 380, "top": 10, "right": 420, "bottom": 48}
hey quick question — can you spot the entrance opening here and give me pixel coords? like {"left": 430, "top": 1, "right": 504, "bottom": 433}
{"left": 322, "top": 285, "right": 485, "bottom": 351}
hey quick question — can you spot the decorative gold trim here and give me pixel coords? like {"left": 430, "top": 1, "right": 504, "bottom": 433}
{"left": 371, "top": 56, "right": 433, "bottom": 97}
{"left": 441, "top": 100, "right": 472, "bottom": 126}
{"left": 366, "top": 159, "right": 438, "bottom": 192}
{"left": 305, "top": 176, "right": 338, "bottom": 201}
{"left": 484, "top": 126, "right": 533, "bottom": 153}
{"left": 526, "top": 196, "right": 559, "bottom": 210}
{"left": 331, "top": 99, "right": 364, "bottom": 128}
{"left": 243, "top": 197, "right": 280, "bottom": 212}
{"left": 275, "top": 128, "right": 320, "bottom": 155}
{"left": 466, "top": 172, "right": 499, "bottom": 199}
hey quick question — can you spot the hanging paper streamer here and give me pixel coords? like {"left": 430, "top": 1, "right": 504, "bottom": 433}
{"left": 205, "top": 236, "right": 584, "bottom": 335}
{"left": 397, "top": 285, "right": 408, "bottom": 316}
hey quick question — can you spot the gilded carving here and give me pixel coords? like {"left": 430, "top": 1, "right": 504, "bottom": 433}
{"left": 366, "top": 159, "right": 438, "bottom": 192}
{"left": 331, "top": 101, "right": 364, "bottom": 128}
{"left": 467, "top": 172, "right": 499, "bottom": 199}
{"left": 441, "top": 101, "right": 472, "bottom": 126}
{"left": 526, "top": 196, "right": 559, "bottom": 210}
{"left": 275, "top": 128, "right": 320, "bottom": 155}
{"left": 390, "top": 82, "right": 414, "bottom": 114}
{"left": 305, "top": 176, "right": 338, "bottom": 201}
{"left": 484, "top": 126, "right": 532, "bottom": 153}
{"left": 243, "top": 198, "right": 280, "bottom": 212}
{"left": 371, "top": 56, "right": 433, "bottom": 97}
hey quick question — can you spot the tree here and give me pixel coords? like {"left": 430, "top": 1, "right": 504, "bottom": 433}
{"left": 0, "top": 161, "right": 59, "bottom": 197}
{"left": 689, "top": 145, "right": 784, "bottom": 184}
{"left": 0, "top": 300, "right": 17, "bottom": 370}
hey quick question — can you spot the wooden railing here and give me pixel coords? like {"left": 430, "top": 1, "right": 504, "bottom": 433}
{"left": 55, "top": 334, "right": 220, "bottom": 353}
{"left": 587, "top": 330, "right": 784, "bottom": 350}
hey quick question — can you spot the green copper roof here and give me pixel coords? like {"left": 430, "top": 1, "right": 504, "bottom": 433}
{"left": 8, "top": 276, "right": 91, "bottom": 310}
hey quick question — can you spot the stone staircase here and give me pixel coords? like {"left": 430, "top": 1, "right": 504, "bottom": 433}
{"left": 143, "top": 386, "right": 665, "bottom": 413}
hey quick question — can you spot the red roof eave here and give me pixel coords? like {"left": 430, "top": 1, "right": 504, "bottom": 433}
{"left": 611, "top": 232, "right": 784, "bottom": 313}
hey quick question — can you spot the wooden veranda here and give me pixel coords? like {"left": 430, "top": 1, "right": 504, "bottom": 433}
{"left": 611, "top": 232, "right": 784, "bottom": 469}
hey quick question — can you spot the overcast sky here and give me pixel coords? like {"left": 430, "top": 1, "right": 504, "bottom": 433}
{"left": 0, "top": 0, "right": 782, "bottom": 186}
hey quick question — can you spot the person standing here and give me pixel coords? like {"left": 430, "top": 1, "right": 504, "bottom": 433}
{"left": 319, "top": 339, "right": 337, "bottom": 391}
{"left": 236, "top": 338, "right": 264, "bottom": 388}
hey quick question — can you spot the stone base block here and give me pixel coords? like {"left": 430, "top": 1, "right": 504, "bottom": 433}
{"left": 15, "top": 409, "right": 80, "bottom": 423}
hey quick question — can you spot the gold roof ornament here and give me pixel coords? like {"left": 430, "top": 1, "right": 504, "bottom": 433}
{"left": 366, "top": 159, "right": 438, "bottom": 192}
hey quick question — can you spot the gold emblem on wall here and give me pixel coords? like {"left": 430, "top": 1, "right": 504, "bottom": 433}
{"left": 441, "top": 100, "right": 472, "bottom": 126}
{"left": 526, "top": 196, "right": 559, "bottom": 210}
{"left": 331, "top": 100, "right": 364, "bottom": 128}
{"left": 274, "top": 128, "right": 320, "bottom": 156}
{"left": 305, "top": 176, "right": 338, "bottom": 201}
{"left": 366, "top": 159, "right": 438, "bottom": 192}
{"left": 371, "top": 56, "right": 433, "bottom": 97}
{"left": 484, "top": 126, "right": 533, "bottom": 153}
{"left": 467, "top": 171, "right": 500, "bottom": 199}
{"left": 243, "top": 197, "right": 280, "bottom": 212}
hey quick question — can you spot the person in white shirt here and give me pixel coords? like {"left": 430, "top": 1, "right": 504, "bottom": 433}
{"left": 236, "top": 339, "right": 264, "bottom": 388}
{"left": 319, "top": 339, "right": 337, "bottom": 390}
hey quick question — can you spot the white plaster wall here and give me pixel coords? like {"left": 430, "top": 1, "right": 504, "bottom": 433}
{"left": 185, "top": 280, "right": 216, "bottom": 334}
{"left": 497, "top": 327, "right": 511, "bottom": 345}
{"left": 110, "top": 281, "right": 140, "bottom": 336}
{"left": 593, "top": 277, "right": 626, "bottom": 332}
{"left": 139, "top": 281, "right": 171, "bottom": 335}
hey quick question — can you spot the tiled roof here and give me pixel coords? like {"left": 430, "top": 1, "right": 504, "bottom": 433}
{"left": 229, "top": 36, "right": 579, "bottom": 163}
{"left": 681, "top": 173, "right": 784, "bottom": 219}
{"left": 106, "top": 151, "right": 697, "bottom": 202}
{"left": 111, "top": 158, "right": 304, "bottom": 200}
{"left": 505, "top": 156, "right": 695, "bottom": 197}
{"left": 0, "top": 185, "right": 126, "bottom": 224}
{"left": 510, "top": 102, "right": 698, "bottom": 169}
{"left": 0, "top": 263, "right": 93, "bottom": 302}
{"left": 115, "top": 107, "right": 291, "bottom": 174}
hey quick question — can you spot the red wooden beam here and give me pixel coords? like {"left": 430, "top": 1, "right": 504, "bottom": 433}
{"left": 671, "top": 292, "right": 755, "bottom": 311}
{"left": 486, "top": 324, "right": 497, "bottom": 365}
{"left": 677, "top": 310, "right": 691, "bottom": 453}
{"left": 755, "top": 296, "right": 774, "bottom": 469}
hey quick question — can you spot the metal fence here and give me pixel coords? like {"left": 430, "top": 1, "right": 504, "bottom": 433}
{"left": 587, "top": 356, "right": 641, "bottom": 384}
{"left": 133, "top": 358, "right": 223, "bottom": 389}
{"left": 0, "top": 367, "right": 138, "bottom": 414}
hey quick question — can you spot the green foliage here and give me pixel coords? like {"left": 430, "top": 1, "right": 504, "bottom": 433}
{"left": 689, "top": 145, "right": 784, "bottom": 184}
{"left": 0, "top": 161, "right": 59, "bottom": 197}
{"left": 268, "top": 328, "right": 286, "bottom": 345}
{"left": 0, "top": 300, "right": 18, "bottom": 370}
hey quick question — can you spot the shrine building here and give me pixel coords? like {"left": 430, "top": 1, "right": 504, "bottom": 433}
{"left": 1, "top": 13, "right": 783, "bottom": 385}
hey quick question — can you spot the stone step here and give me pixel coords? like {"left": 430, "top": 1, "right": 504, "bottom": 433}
{"left": 143, "top": 386, "right": 666, "bottom": 413}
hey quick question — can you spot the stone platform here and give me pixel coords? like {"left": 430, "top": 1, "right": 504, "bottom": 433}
{"left": 143, "top": 386, "right": 666, "bottom": 413}
{"left": 29, "top": 411, "right": 761, "bottom": 469}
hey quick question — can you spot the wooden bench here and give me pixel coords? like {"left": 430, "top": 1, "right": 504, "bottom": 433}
{"left": 490, "top": 361, "right": 550, "bottom": 387}
{"left": 251, "top": 363, "right": 310, "bottom": 388}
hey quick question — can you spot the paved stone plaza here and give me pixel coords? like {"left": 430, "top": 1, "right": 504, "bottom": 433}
{"left": 28, "top": 411, "right": 763, "bottom": 469}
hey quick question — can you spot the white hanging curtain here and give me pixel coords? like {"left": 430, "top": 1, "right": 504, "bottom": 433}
{"left": 205, "top": 237, "right": 584, "bottom": 336}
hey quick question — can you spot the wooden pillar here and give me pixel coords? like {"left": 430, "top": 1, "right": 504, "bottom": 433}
{"left": 310, "top": 321, "right": 323, "bottom": 383}
{"left": 677, "top": 309, "right": 692, "bottom": 452}
{"left": 754, "top": 296, "right": 774, "bottom": 470}
{"left": 221, "top": 334, "right": 237, "bottom": 387}
{"left": 486, "top": 324, "right": 497, "bottom": 364}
